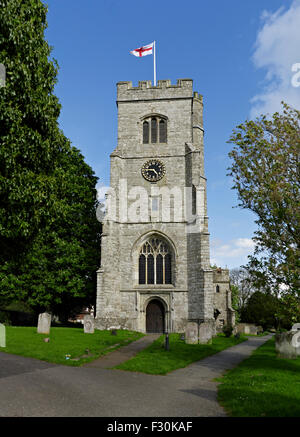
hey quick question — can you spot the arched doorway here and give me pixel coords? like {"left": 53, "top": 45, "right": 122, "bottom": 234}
{"left": 146, "top": 299, "right": 165, "bottom": 333}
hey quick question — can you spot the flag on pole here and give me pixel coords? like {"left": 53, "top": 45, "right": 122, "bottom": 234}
{"left": 130, "top": 42, "right": 154, "bottom": 57}
{"left": 130, "top": 41, "right": 157, "bottom": 86}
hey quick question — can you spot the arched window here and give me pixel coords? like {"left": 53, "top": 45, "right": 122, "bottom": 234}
{"left": 143, "top": 121, "right": 149, "bottom": 144}
{"left": 142, "top": 116, "right": 167, "bottom": 144}
{"left": 192, "top": 185, "right": 197, "bottom": 216}
{"left": 216, "top": 285, "right": 220, "bottom": 293}
{"left": 151, "top": 118, "right": 157, "bottom": 143}
{"left": 159, "top": 119, "right": 167, "bottom": 143}
{"left": 138, "top": 237, "right": 173, "bottom": 285}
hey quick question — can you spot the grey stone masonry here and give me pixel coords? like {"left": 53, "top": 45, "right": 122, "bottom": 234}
{"left": 95, "top": 79, "right": 232, "bottom": 338}
{"left": 213, "top": 268, "right": 235, "bottom": 332}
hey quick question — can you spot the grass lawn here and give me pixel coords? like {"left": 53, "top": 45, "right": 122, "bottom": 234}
{"left": 217, "top": 337, "right": 300, "bottom": 417}
{"left": 0, "top": 326, "right": 144, "bottom": 366}
{"left": 115, "top": 333, "right": 247, "bottom": 375}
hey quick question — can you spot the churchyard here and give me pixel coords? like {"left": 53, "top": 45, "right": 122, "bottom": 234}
{"left": 0, "top": 325, "right": 144, "bottom": 366}
{"left": 115, "top": 333, "right": 246, "bottom": 374}
{"left": 1, "top": 321, "right": 300, "bottom": 416}
{"left": 0, "top": 323, "right": 245, "bottom": 369}
{"left": 217, "top": 337, "right": 300, "bottom": 417}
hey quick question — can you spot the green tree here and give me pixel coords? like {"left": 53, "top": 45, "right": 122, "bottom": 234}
{"left": 0, "top": 1, "right": 100, "bottom": 317}
{"left": 229, "top": 284, "right": 240, "bottom": 323}
{"left": 228, "top": 103, "right": 300, "bottom": 303}
{"left": 0, "top": 144, "right": 100, "bottom": 318}
{"left": 240, "top": 291, "right": 281, "bottom": 331}
{"left": 0, "top": 0, "right": 62, "bottom": 255}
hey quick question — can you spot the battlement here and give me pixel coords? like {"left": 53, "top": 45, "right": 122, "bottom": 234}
{"left": 212, "top": 268, "right": 229, "bottom": 283}
{"left": 117, "top": 79, "right": 202, "bottom": 102}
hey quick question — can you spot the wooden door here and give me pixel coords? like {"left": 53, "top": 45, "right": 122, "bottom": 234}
{"left": 146, "top": 299, "right": 165, "bottom": 333}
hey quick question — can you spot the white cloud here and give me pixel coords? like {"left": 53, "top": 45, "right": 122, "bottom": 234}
{"left": 235, "top": 238, "right": 255, "bottom": 249}
{"left": 211, "top": 238, "right": 255, "bottom": 269}
{"left": 250, "top": 0, "right": 300, "bottom": 118}
{"left": 96, "top": 183, "right": 110, "bottom": 202}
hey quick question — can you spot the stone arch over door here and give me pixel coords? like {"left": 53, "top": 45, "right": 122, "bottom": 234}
{"left": 145, "top": 298, "right": 166, "bottom": 333}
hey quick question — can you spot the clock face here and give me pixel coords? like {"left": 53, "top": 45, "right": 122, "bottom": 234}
{"left": 141, "top": 159, "right": 165, "bottom": 182}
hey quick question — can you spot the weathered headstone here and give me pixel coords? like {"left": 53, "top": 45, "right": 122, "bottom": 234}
{"left": 275, "top": 331, "right": 300, "bottom": 359}
{"left": 199, "top": 321, "right": 214, "bottom": 344}
{"left": 291, "top": 323, "right": 300, "bottom": 331}
{"left": 292, "top": 331, "right": 300, "bottom": 350}
{"left": 83, "top": 315, "right": 95, "bottom": 334}
{"left": 0, "top": 323, "right": 6, "bottom": 348}
{"left": 37, "top": 312, "right": 51, "bottom": 334}
{"left": 236, "top": 323, "right": 259, "bottom": 335}
{"left": 185, "top": 322, "right": 198, "bottom": 344}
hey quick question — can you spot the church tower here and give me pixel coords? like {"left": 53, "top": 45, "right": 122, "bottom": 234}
{"left": 95, "top": 79, "right": 216, "bottom": 339}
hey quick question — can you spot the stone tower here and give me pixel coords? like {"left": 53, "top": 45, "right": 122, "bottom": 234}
{"left": 95, "top": 79, "right": 216, "bottom": 339}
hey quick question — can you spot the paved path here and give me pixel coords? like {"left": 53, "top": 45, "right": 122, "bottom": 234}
{"left": 0, "top": 335, "right": 272, "bottom": 417}
{"left": 84, "top": 334, "right": 160, "bottom": 368}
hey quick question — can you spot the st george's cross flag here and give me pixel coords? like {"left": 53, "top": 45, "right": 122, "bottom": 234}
{"left": 130, "top": 42, "right": 154, "bottom": 57}
{"left": 130, "top": 41, "right": 157, "bottom": 86}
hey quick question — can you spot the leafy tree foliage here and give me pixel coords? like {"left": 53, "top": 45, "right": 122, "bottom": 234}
{"left": 229, "top": 284, "right": 240, "bottom": 324}
{"left": 0, "top": 0, "right": 62, "bottom": 252}
{"left": 0, "top": 1, "right": 100, "bottom": 316}
{"left": 240, "top": 291, "right": 299, "bottom": 331}
{"left": 240, "top": 291, "right": 280, "bottom": 331}
{"left": 228, "top": 103, "right": 300, "bottom": 300}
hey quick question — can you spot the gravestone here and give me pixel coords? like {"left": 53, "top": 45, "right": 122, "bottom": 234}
{"left": 185, "top": 322, "right": 198, "bottom": 344}
{"left": 0, "top": 323, "right": 5, "bottom": 348}
{"left": 291, "top": 323, "right": 300, "bottom": 331}
{"left": 275, "top": 331, "right": 300, "bottom": 359}
{"left": 83, "top": 315, "right": 95, "bottom": 334}
{"left": 199, "top": 321, "right": 214, "bottom": 344}
{"left": 37, "top": 312, "right": 51, "bottom": 334}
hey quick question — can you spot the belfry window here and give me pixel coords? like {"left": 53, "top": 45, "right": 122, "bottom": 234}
{"left": 142, "top": 116, "right": 167, "bottom": 144}
{"left": 143, "top": 121, "right": 149, "bottom": 143}
{"left": 138, "top": 237, "right": 173, "bottom": 285}
{"left": 151, "top": 118, "right": 157, "bottom": 143}
{"left": 159, "top": 119, "right": 167, "bottom": 143}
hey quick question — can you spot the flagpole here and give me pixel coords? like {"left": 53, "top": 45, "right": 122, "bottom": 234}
{"left": 153, "top": 40, "right": 156, "bottom": 86}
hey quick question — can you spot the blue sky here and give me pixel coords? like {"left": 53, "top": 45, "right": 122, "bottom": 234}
{"left": 44, "top": 0, "right": 300, "bottom": 269}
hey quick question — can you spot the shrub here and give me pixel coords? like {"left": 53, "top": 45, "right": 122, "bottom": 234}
{"left": 0, "top": 311, "right": 12, "bottom": 325}
{"left": 223, "top": 325, "right": 234, "bottom": 337}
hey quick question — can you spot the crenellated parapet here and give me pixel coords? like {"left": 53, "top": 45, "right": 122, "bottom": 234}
{"left": 213, "top": 268, "right": 230, "bottom": 284}
{"left": 117, "top": 78, "right": 203, "bottom": 102}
